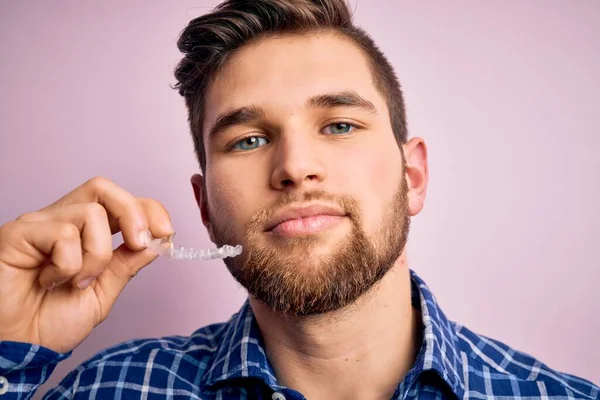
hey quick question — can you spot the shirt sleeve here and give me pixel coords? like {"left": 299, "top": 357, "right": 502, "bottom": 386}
{"left": 0, "top": 341, "right": 71, "bottom": 400}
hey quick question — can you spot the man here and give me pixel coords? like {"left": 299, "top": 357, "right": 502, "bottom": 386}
{"left": 0, "top": 0, "right": 597, "bottom": 399}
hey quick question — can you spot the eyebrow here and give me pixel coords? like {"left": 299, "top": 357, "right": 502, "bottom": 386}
{"left": 306, "top": 91, "right": 378, "bottom": 114}
{"left": 208, "top": 91, "right": 377, "bottom": 140}
{"left": 208, "top": 105, "right": 266, "bottom": 140}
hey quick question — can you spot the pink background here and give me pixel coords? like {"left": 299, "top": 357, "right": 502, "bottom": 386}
{"left": 1, "top": 1, "right": 598, "bottom": 395}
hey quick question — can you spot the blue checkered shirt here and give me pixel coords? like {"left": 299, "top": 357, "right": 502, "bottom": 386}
{"left": 0, "top": 270, "right": 598, "bottom": 399}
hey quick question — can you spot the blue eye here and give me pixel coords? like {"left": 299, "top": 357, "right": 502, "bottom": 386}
{"left": 323, "top": 122, "right": 355, "bottom": 135}
{"left": 231, "top": 136, "right": 269, "bottom": 151}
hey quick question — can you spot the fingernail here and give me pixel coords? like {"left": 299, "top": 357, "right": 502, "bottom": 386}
{"left": 138, "top": 230, "right": 150, "bottom": 247}
{"left": 78, "top": 277, "right": 95, "bottom": 290}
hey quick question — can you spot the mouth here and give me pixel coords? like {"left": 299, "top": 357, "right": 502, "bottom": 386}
{"left": 265, "top": 204, "right": 348, "bottom": 238}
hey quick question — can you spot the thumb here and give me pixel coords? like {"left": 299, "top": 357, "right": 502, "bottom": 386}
{"left": 92, "top": 243, "right": 158, "bottom": 320}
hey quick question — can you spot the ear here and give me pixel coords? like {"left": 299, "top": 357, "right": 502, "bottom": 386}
{"left": 190, "top": 174, "right": 215, "bottom": 242}
{"left": 402, "top": 137, "right": 429, "bottom": 217}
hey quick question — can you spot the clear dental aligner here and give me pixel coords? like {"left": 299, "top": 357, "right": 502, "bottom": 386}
{"left": 143, "top": 230, "right": 242, "bottom": 260}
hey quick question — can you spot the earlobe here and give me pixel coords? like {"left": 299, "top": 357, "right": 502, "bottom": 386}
{"left": 402, "top": 138, "right": 429, "bottom": 216}
{"left": 190, "top": 174, "right": 215, "bottom": 241}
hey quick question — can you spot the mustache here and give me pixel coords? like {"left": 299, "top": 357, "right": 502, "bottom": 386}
{"left": 247, "top": 190, "right": 360, "bottom": 229}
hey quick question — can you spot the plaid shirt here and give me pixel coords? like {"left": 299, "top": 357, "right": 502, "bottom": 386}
{"left": 0, "top": 270, "right": 598, "bottom": 399}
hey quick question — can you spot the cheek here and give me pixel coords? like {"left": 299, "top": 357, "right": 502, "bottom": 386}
{"left": 348, "top": 147, "right": 403, "bottom": 230}
{"left": 205, "top": 175, "right": 241, "bottom": 226}
{"left": 206, "top": 167, "right": 262, "bottom": 233}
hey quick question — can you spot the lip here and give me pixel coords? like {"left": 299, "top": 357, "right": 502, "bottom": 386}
{"left": 265, "top": 203, "right": 347, "bottom": 232}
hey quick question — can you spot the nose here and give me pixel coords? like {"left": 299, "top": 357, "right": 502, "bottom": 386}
{"left": 270, "top": 131, "right": 327, "bottom": 191}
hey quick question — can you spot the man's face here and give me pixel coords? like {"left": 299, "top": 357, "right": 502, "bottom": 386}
{"left": 198, "top": 33, "right": 412, "bottom": 316}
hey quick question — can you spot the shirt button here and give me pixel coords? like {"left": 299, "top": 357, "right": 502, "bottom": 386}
{"left": 0, "top": 376, "right": 8, "bottom": 395}
{"left": 272, "top": 392, "right": 286, "bottom": 400}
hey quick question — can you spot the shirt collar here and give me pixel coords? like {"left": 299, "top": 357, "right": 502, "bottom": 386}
{"left": 203, "top": 270, "right": 466, "bottom": 398}
{"left": 401, "top": 271, "right": 465, "bottom": 399}
{"left": 203, "top": 300, "right": 281, "bottom": 389}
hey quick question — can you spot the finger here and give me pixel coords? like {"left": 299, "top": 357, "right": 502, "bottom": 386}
{"left": 138, "top": 198, "right": 174, "bottom": 239}
{"left": 33, "top": 203, "right": 113, "bottom": 289}
{"left": 82, "top": 199, "right": 174, "bottom": 312}
{"left": 74, "top": 203, "right": 112, "bottom": 289}
{"left": 0, "top": 220, "right": 83, "bottom": 289}
{"left": 22, "top": 196, "right": 174, "bottom": 291}
{"left": 39, "top": 177, "right": 149, "bottom": 250}
{"left": 93, "top": 243, "right": 158, "bottom": 321}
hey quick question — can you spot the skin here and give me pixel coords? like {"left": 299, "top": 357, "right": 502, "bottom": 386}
{"left": 191, "top": 33, "right": 429, "bottom": 400}
{"left": 0, "top": 177, "right": 174, "bottom": 354}
{"left": 0, "top": 30, "right": 428, "bottom": 400}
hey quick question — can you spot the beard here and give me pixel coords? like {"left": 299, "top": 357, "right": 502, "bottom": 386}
{"left": 210, "top": 179, "right": 410, "bottom": 317}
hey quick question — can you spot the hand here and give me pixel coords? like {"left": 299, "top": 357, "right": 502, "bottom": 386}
{"left": 0, "top": 177, "right": 173, "bottom": 354}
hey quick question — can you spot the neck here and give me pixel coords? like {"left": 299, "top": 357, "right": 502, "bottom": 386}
{"left": 250, "top": 254, "right": 422, "bottom": 400}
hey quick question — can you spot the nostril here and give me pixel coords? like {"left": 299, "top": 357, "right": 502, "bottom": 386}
{"left": 281, "top": 179, "right": 294, "bottom": 187}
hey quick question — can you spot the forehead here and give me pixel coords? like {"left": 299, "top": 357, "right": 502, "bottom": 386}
{"left": 203, "top": 32, "right": 387, "bottom": 132}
